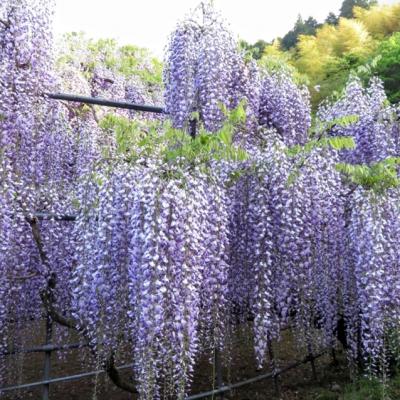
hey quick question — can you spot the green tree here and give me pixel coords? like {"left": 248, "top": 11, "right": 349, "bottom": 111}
{"left": 354, "top": 3, "right": 400, "bottom": 38}
{"left": 374, "top": 32, "right": 400, "bottom": 103}
{"left": 239, "top": 39, "right": 269, "bottom": 60}
{"left": 281, "top": 15, "right": 321, "bottom": 50}
{"left": 339, "top": 0, "right": 377, "bottom": 18}
{"left": 325, "top": 12, "right": 339, "bottom": 25}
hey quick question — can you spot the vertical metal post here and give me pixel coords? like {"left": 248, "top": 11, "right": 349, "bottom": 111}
{"left": 42, "top": 314, "right": 53, "bottom": 400}
{"left": 214, "top": 348, "right": 224, "bottom": 400}
{"left": 307, "top": 341, "right": 317, "bottom": 381}
{"left": 267, "top": 339, "right": 281, "bottom": 397}
{"left": 189, "top": 118, "right": 197, "bottom": 139}
{"left": 331, "top": 347, "right": 338, "bottom": 365}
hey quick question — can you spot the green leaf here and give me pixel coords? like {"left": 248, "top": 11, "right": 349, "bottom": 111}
{"left": 336, "top": 157, "right": 400, "bottom": 192}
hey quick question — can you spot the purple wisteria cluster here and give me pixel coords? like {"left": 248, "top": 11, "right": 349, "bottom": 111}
{"left": 0, "top": 0, "right": 100, "bottom": 385}
{"left": 1, "top": 0, "right": 400, "bottom": 398}
{"left": 318, "top": 77, "right": 398, "bottom": 164}
{"left": 164, "top": 4, "right": 311, "bottom": 144}
{"left": 344, "top": 187, "right": 400, "bottom": 372}
{"left": 227, "top": 134, "right": 347, "bottom": 366}
{"left": 317, "top": 78, "right": 400, "bottom": 371}
{"left": 70, "top": 165, "right": 230, "bottom": 399}
{"left": 258, "top": 71, "right": 311, "bottom": 146}
{"left": 164, "top": 3, "right": 261, "bottom": 132}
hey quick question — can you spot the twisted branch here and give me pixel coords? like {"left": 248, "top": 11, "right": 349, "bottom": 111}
{"left": 0, "top": 18, "right": 10, "bottom": 28}
{"left": 5, "top": 272, "right": 39, "bottom": 281}
{"left": 105, "top": 354, "right": 138, "bottom": 393}
{"left": 26, "top": 216, "right": 138, "bottom": 395}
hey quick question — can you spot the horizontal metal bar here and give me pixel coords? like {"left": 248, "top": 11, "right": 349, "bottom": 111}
{"left": 5, "top": 328, "right": 251, "bottom": 356}
{"left": 47, "top": 93, "right": 165, "bottom": 114}
{"left": 4, "top": 342, "right": 89, "bottom": 356}
{"left": 186, "top": 350, "right": 327, "bottom": 400}
{"left": 0, "top": 363, "right": 134, "bottom": 392}
{"left": 0, "top": 351, "right": 327, "bottom": 395}
{"left": 34, "top": 212, "right": 77, "bottom": 222}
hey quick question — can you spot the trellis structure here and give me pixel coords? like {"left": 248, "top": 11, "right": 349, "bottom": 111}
{"left": 1, "top": 93, "right": 327, "bottom": 400}
{"left": 2, "top": 338, "right": 326, "bottom": 399}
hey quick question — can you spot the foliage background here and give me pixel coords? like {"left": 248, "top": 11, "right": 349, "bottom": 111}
{"left": 241, "top": 0, "right": 400, "bottom": 108}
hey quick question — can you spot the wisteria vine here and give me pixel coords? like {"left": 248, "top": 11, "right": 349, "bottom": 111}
{"left": 1, "top": 1, "right": 400, "bottom": 399}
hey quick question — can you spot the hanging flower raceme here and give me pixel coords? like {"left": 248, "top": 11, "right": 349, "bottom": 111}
{"left": 195, "top": 13, "right": 237, "bottom": 132}
{"left": 317, "top": 77, "right": 400, "bottom": 372}
{"left": 227, "top": 172, "right": 256, "bottom": 323}
{"left": 72, "top": 166, "right": 137, "bottom": 354}
{"left": 0, "top": 0, "right": 101, "bottom": 386}
{"left": 343, "top": 188, "right": 400, "bottom": 373}
{"left": 164, "top": 3, "right": 259, "bottom": 133}
{"left": 0, "top": 160, "right": 17, "bottom": 382}
{"left": 0, "top": 0, "right": 100, "bottom": 188}
{"left": 164, "top": 20, "right": 200, "bottom": 129}
{"left": 128, "top": 171, "right": 204, "bottom": 399}
{"left": 318, "top": 77, "right": 398, "bottom": 165}
{"left": 0, "top": 0, "right": 54, "bottom": 168}
{"left": 258, "top": 71, "right": 311, "bottom": 146}
{"left": 197, "top": 175, "right": 230, "bottom": 350}
{"left": 247, "top": 131, "right": 348, "bottom": 362}
{"left": 245, "top": 135, "right": 290, "bottom": 364}
{"left": 0, "top": 160, "right": 53, "bottom": 385}
{"left": 300, "top": 149, "right": 347, "bottom": 346}
{"left": 71, "top": 162, "right": 231, "bottom": 399}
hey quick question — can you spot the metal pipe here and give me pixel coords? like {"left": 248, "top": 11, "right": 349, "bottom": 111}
{"left": 307, "top": 341, "right": 318, "bottom": 381}
{"left": 4, "top": 342, "right": 90, "bottom": 356}
{"left": 189, "top": 117, "right": 197, "bottom": 139}
{"left": 5, "top": 327, "right": 253, "bottom": 356}
{"left": 214, "top": 348, "right": 223, "bottom": 399}
{"left": 42, "top": 315, "right": 53, "bottom": 400}
{"left": 0, "top": 351, "right": 327, "bottom": 395}
{"left": 46, "top": 93, "right": 165, "bottom": 114}
{"left": 5, "top": 329, "right": 249, "bottom": 357}
{"left": 186, "top": 351, "right": 327, "bottom": 400}
{"left": 5, "top": 323, "right": 294, "bottom": 357}
{"left": 268, "top": 338, "right": 281, "bottom": 398}
{"left": 34, "top": 212, "right": 77, "bottom": 222}
{"left": 0, "top": 363, "right": 134, "bottom": 392}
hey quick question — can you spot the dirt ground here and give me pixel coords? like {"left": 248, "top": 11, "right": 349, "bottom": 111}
{"left": 2, "top": 321, "right": 351, "bottom": 400}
